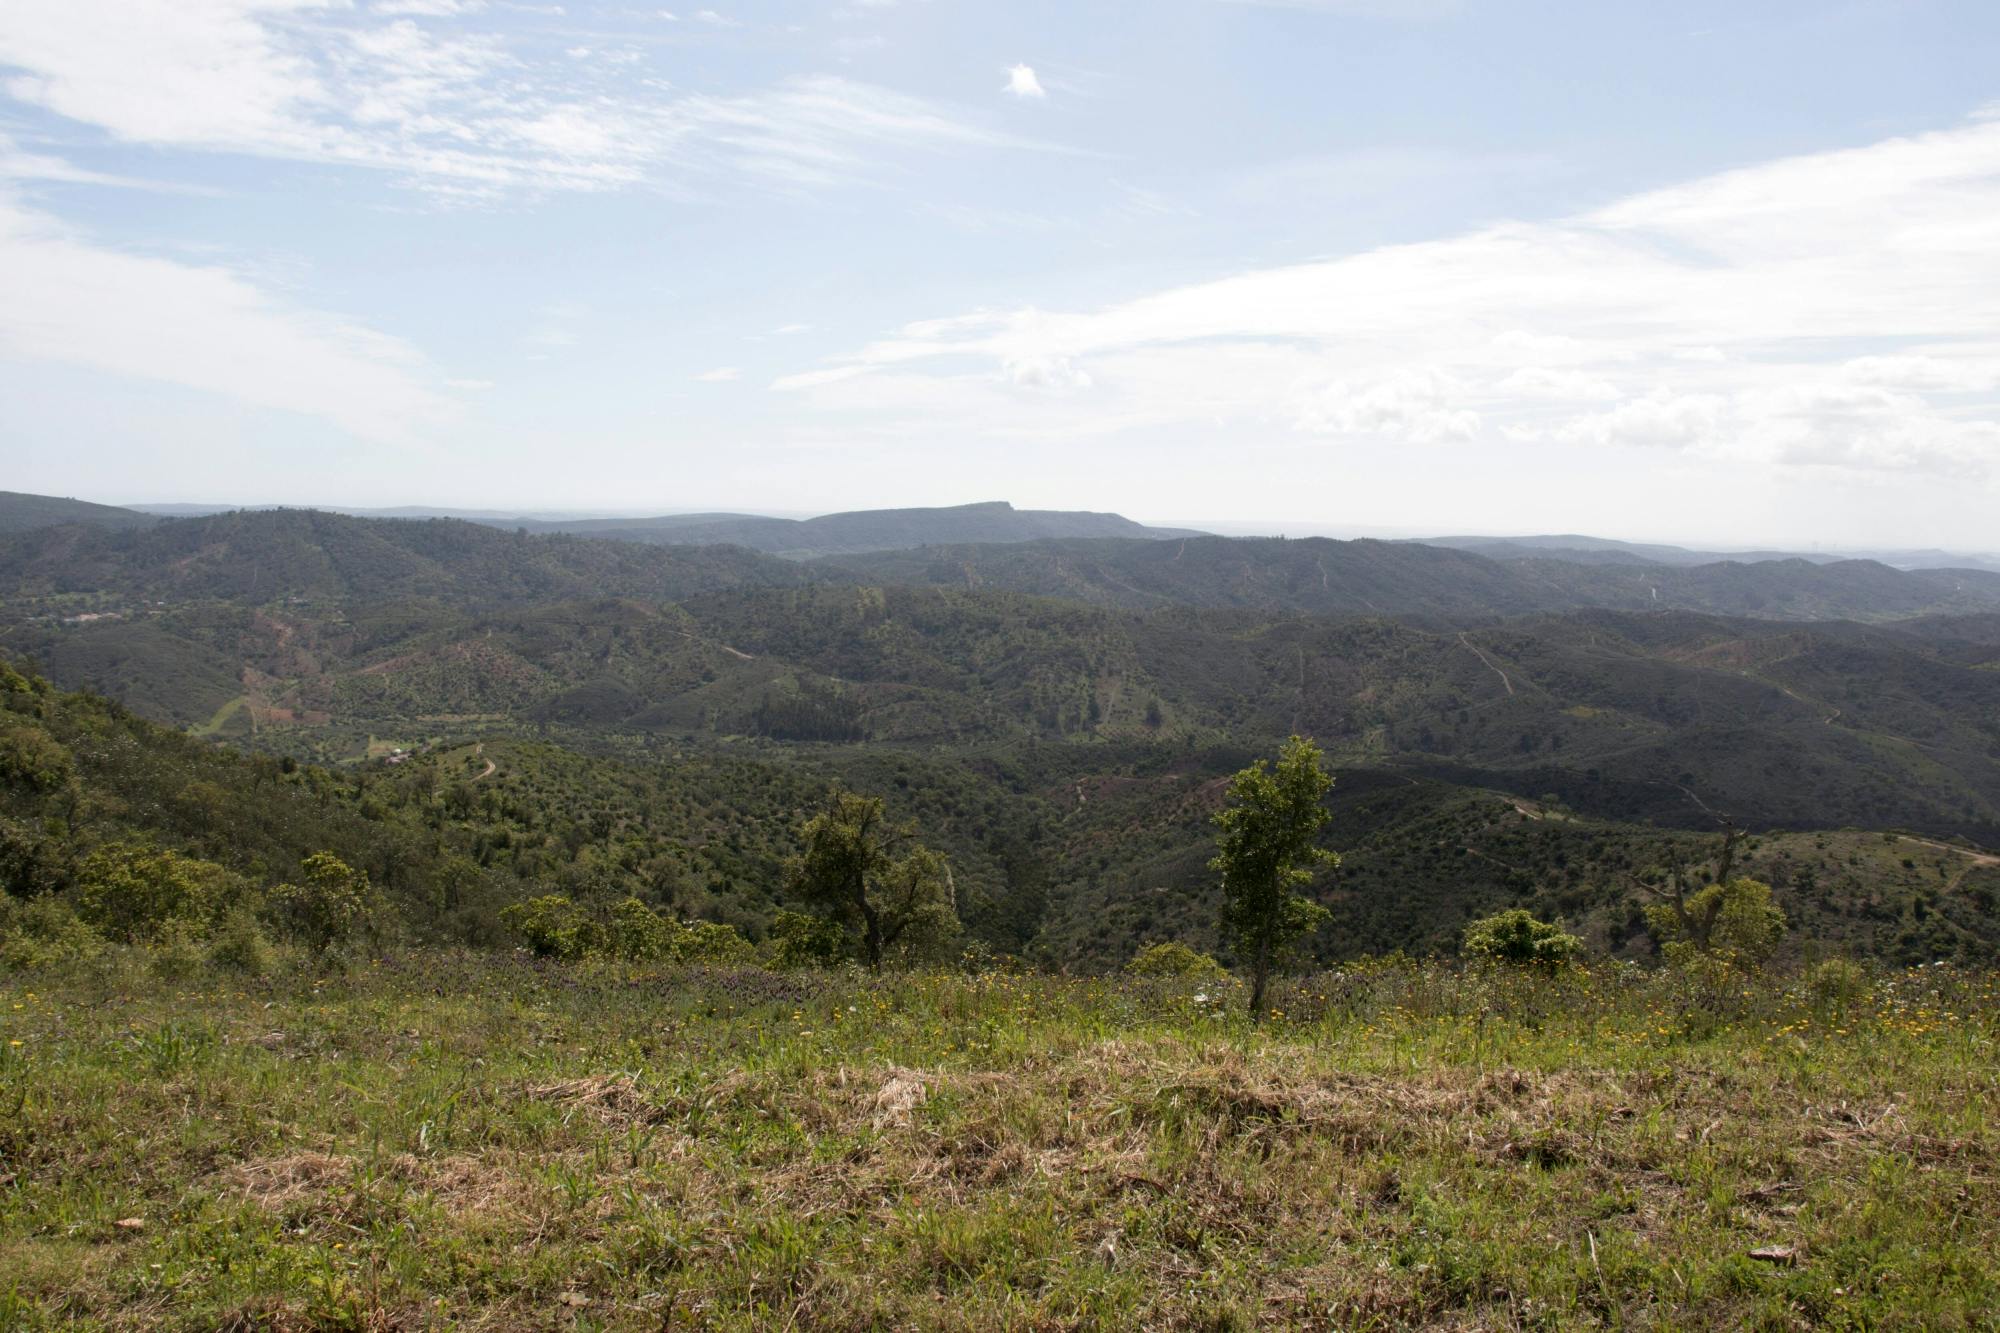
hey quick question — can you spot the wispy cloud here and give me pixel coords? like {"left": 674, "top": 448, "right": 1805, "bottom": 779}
{"left": 0, "top": 0, "right": 1048, "bottom": 200}
{"left": 694, "top": 365, "right": 741, "bottom": 381}
{"left": 0, "top": 193, "right": 447, "bottom": 439}
{"left": 776, "top": 114, "right": 2000, "bottom": 480}
{"left": 0, "top": 130, "right": 217, "bottom": 193}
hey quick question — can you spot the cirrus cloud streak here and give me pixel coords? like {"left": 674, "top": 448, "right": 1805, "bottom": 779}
{"left": 777, "top": 112, "right": 2000, "bottom": 480}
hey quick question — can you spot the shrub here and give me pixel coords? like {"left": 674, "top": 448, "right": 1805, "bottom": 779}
{"left": 1807, "top": 957, "right": 1869, "bottom": 1017}
{"left": 768, "top": 910, "right": 849, "bottom": 969}
{"left": 149, "top": 919, "right": 207, "bottom": 981}
{"left": 674, "top": 919, "right": 755, "bottom": 966}
{"left": 269, "top": 852, "right": 377, "bottom": 955}
{"left": 1462, "top": 910, "right": 1582, "bottom": 969}
{"left": 208, "top": 906, "right": 275, "bottom": 975}
{"left": 1125, "top": 941, "right": 1229, "bottom": 980}
{"left": 0, "top": 895, "right": 102, "bottom": 970}
{"left": 0, "top": 818, "right": 73, "bottom": 899}
{"left": 76, "top": 844, "right": 232, "bottom": 942}
{"left": 609, "top": 897, "right": 675, "bottom": 961}
{"left": 499, "top": 894, "right": 598, "bottom": 960}
{"left": 500, "top": 894, "right": 754, "bottom": 965}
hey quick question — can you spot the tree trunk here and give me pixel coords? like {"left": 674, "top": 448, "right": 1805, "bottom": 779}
{"left": 860, "top": 900, "right": 883, "bottom": 970}
{"left": 1248, "top": 934, "right": 1273, "bottom": 1024}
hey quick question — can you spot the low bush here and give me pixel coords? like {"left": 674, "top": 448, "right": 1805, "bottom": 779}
{"left": 1125, "top": 940, "right": 1229, "bottom": 980}
{"left": 1462, "top": 910, "right": 1582, "bottom": 969}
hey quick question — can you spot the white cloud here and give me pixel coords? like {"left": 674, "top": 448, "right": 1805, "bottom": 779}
{"left": 1003, "top": 353, "right": 1091, "bottom": 389}
{"left": 0, "top": 131, "right": 213, "bottom": 192}
{"left": 0, "top": 1, "right": 1045, "bottom": 199}
{"left": 1496, "top": 365, "right": 1618, "bottom": 401}
{"left": 779, "top": 112, "right": 2000, "bottom": 478}
{"left": 1004, "top": 64, "right": 1045, "bottom": 99}
{"left": 694, "top": 366, "right": 741, "bottom": 381}
{"left": 1842, "top": 353, "right": 2000, "bottom": 394}
{"left": 444, "top": 377, "right": 494, "bottom": 390}
{"left": 0, "top": 194, "right": 445, "bottom": 440}
{"left": 1551, "top": 391, "right": 1725, "bottom": 452}
{"left": 1296, "top": 368, "right": 1477, "bottom": 442}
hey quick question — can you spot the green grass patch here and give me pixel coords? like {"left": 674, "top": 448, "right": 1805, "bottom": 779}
{"left": 1, "top": 955, "right": 1995, "bottom": 1328}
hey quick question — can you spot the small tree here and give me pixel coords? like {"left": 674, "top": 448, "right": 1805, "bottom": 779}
{"left": 1646, "top": 877, "right": 1786, "bottom": 969}
{"left": 270, "top": 851, "right": 376, "bottom": 955}
{"left": 1211, "top": 736, "right": 1339, "bottom": 1022}
{"left": 784, "top": 789, "right": 957, "bottom": 970}
{"left": 1462, "top": 909, "right": 1582, "bottom": 969}
{"left": 1628, "top": 821, "right": 1781, "bottom": 964}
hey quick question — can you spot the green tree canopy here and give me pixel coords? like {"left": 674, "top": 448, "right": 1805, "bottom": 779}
{"left": 76, "top": 843, "right": 233, "bottom": 942}
{"left": 270, "top": 851, "right": 378, "bottom": 955}
{"left": 1212, "top": 735, "right": 1339, "bottom": 1020}
{"left": 1646, "top": 877, "right": 1787, "bottom": 969}
{"left": 784, "top": 788, "right": 957, "bottom": 970}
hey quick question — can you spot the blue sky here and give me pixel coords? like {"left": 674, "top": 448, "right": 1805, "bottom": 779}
{"left": 3, "top": 0, "right": 1999, "bottom": 549}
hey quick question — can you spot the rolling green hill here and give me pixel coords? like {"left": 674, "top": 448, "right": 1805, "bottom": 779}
{"left": 0, "top": 490, "right": 158, "bottom": 535}
{"left": 825, "top": 536, "right": 2000, "bottom": 622}
{"left": 6, "top": 656, "right": 1995, "bottom": 969}
{"left": 0, "top": 508, "right": 808, "bottom": 603}
{"left": 6, "top": 506, "right": 1998, "bottom": 971}
{"left": 9, "top": 576, "right": 1999, "bottom": 847}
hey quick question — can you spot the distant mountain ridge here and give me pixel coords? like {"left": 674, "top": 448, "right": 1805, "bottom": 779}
{"left": 110, "top": 498, "right": 1199, "bottom": 557}
{"left": 6, "top": 507, "right": 2000, "bottom": 625}
{"left": 492, "top": 500, "right": 1203, "bottom": 556}
{"left": 0, "top": 507, "right": 808, "bottom": 604}
{"left": 20, "top": 490, "right": 1983, "bottom": 571}
{"left": 1415, "top": 532, "right": 2000, "bottom": 573}
{"left": 824, "top": 535, "right": 2000, "bottom": 623}
{"left": 0, "top": 491, "right": 158, "bottom": 535}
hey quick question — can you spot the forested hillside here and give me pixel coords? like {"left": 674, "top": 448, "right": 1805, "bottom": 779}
{"left": 5, "top": 648, "right": 1997, "bottom": 969}
{"left": 824, "top": 535, "right": 2000, "bottom": 622}
{"left": 0, "top": 508, "right": 807, "bottom": 603}
{"left": 0, "top": 490, "right": 157, "bottom": 535}
{"left": 4, "top": 504, "right": 1998, "bottom": 969}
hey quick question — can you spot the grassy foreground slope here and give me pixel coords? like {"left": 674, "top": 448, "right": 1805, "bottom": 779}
{"left": 2, "top": 953, "right": 1995, "bottom": 1330}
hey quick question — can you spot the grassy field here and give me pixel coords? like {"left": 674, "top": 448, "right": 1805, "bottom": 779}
{"left": 2, "top": 953, "right": 1996, "bottom": 1330}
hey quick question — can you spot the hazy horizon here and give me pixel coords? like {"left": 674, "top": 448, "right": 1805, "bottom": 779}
{"left": 29, "top": 491, "right": 1983, "bottom": 560}
{"left": 4, "top": 1, "right": 1999, "bottom": 547}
